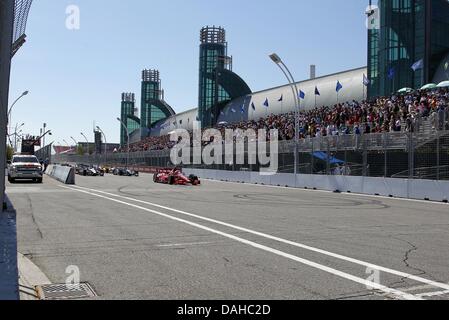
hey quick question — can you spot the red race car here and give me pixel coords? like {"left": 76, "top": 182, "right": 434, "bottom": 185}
{"left": 153, "top": 168, "right": 201, "bottom": 186}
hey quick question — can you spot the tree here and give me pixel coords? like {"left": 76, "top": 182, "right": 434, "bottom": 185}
{"left": 6, "top": 146, "right": 14, "bottom": 161}
{"left": 76, "top": 145, "right": 85, "bottom": 156}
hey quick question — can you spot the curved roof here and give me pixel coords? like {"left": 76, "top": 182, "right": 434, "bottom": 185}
{"left": 126, "top": 114, "right": 141, "bottom": 125}
{"left": 432, "top": 52, "right": 449, "bottom": 84}
{"left": 213, "top": 69, "right": 252, "bottom": 99}
{"left": 151, "top": 66, "right": 367, "bottom": 137}
{"left": 218, "top": 67, "right": 367, "bottom": 124}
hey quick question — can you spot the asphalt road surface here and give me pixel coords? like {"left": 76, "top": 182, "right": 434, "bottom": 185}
{"left": 6, "top": 174, "right": 449, "bottom": 300}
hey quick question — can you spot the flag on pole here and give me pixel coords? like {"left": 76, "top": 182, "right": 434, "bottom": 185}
{"left": 251, "top": 102, "right": 256, "bottom": 111}
{"left": 263, "top": 98, "right": 269, "bottom": 108}
{"left": 336, "top": 81, "right": 343, "bottom": 92}
{"left": 363, "top": 74, "right": 370, "bottom": 86}
{"left": 314, "top": 86, "right": 320, "bottom": 96}
{"left": 278, "top": 95, "right": 283, "bottom": 102}
{"left": 299, "top": 90, "right": 306, "bottom": 99}
{"left": 241, "top": 106, "right": 245, "bottom": 114}
{"left": 387, "top": 67, "right": 395, "bottom": 80}
{"left": 411, "top": 59, "right": 424, "bottom": 72}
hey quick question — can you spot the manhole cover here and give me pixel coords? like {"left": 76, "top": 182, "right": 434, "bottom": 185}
{"left": 36, "top": 283, "right": 98, "bottom": 300}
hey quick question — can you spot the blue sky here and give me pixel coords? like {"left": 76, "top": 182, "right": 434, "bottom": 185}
{"left": 9, "top": 0, "right": 370, "bottom": 145}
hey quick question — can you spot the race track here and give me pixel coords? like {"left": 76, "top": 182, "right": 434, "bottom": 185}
{"left": 6, "top": 173, "right": 449, "bottom": 300}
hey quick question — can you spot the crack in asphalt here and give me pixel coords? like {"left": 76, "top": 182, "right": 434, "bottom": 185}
{"left": 387, "top": 236, "right": 440, "bottom": 289}
{"left": 26, "top": 194, "right": 44, "bottom": 239}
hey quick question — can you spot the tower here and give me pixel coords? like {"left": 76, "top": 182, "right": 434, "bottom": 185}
{"left": 120, "top": 93, "right": 136, "bottom": 146}
{"left": 367, "top": 0, "right": 449, "bottom": 98}
{"left": 198, "top": 26, "right": 233, "bottom": 128}
{"left": 140, "top": 69, "right": 175, "bottom": 138}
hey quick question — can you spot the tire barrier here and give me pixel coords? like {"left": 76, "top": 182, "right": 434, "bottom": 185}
{"left": 183, "top": 169, "right": 449, "bottom": 203}
{"left": 46, "top": 165, "right": 75, "bottom": 185}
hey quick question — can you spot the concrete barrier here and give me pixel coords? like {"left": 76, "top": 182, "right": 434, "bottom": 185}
{"left": 183, "top": 168, "right": 449, "bottom": 203}
{"left": 46, "top": 165, "right": 75, "bottom": 185}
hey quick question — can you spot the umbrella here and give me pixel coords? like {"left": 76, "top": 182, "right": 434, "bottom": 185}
{"left": 420, "top": 83, "right": 437, "bottom": 90}
{"left": 437, "top": 80, "right": 449, "bottom": 88}
{"left": 397, "top": 87, "right": 414, "bottom": 94}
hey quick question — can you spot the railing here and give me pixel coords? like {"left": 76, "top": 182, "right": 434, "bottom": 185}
{"left": 53, "top": 127, "right": 449, "bottom": 181}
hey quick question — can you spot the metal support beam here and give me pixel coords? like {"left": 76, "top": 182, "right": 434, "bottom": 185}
{"left": 1, "top": 0, "right": 15, "bottom": 210}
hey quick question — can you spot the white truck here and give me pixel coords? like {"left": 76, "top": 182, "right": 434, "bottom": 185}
{"left": 8, "top": 155, "right": 44, "bottom": 183}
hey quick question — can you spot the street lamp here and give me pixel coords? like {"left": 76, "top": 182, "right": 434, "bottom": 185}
{"left": 117, "top": 118, "right": 130, "bottom": 169}
{"left": 7, "top": 90, "right": 29, "bottom": 129}
{"left": 269, "top": 53, "right": 300, "bottom": 179}
{"left": 80, "top": 132, "right": 90, "bottom": 155}
{"left": 14, "top": 123, "right": 24, "bottom": 151}
{"left": 96, "top": 126, "right": 107, "bottom": 164}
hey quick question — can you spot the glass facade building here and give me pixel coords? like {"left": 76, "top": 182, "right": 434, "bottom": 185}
{"left": 140, "top": 69, "right": 175, "bottom": 138}
{"left": 368, "top": 0, "right": 449, "bottom": 98}
{"left": 198, "top": 26, "right": 252, "bottom": 128}
{"left": 120, "top": 92, "right": 136, "bottom": 146}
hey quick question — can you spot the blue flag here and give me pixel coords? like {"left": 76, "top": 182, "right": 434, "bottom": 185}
{"left": 263, "top": 98, "right": 269, "bottom": 108}
{"left": 251, "top": 102, "right": 256, "bottom": 111}
{"left": 411, "top": 59, "right": 424, "bottom": 72}
{"left": 315, "top": 86, "right": 320, "bottom": 96}
{"left": 336, "top": 81, "right": 343, "bottom": 93}
{"left": 241, "top": 106, "right": 245, "bottom": 114}
{"left": 388, "top": 67, "right": 395, "bottom": 79}
{"left": 299, "top": 90, "right": 306, "bottom": 99}
{"left": 363, "top": 74, "right": 370, "bottom": 86}
{"left": 278, "top": 95, "right": 283, "bottom": 102}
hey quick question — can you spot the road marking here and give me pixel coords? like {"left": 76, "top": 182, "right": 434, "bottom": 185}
{"left": 417, "top": 290, "right": 449, "bottom": 298}
{"left": 66, "top": 184, "right": 449, "bottom": 293}
{"left": 157, "top": 242, "right": 216, "bottom": 248}
{"left": 60, "top": 185, "right": 420, "bottom": 300}
{"left": 202, "top": 179, "right": 449, "bottom": 206}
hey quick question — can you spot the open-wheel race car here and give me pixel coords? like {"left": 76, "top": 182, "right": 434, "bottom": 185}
{"left": 153, "top": 168, "right": 200, "bottom": 186}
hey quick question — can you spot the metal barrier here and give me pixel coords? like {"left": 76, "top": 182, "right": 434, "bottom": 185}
{"left": 52, "top": 127, "right": 449, "bottom": 182}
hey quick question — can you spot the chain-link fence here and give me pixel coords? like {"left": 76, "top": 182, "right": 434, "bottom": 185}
{"left": 52, "top": 127, "right": 449, "bottom": 181}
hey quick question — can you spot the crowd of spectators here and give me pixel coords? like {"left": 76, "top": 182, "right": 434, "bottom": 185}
{"left": 122, "top": 88, "right": 449, "bottom": 153}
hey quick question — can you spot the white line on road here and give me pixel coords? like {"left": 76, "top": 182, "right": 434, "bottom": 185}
{"left": 157, "top": 242, "right": 216, "bottom": 248}
{"left": 417, "top": 290, "right": 449, "bottom": 298}
{"left": 66, "top": 184, "right": 449, "bottom": 293}
{"left": 61, "top": 185, "right": 421, "bottom": 300}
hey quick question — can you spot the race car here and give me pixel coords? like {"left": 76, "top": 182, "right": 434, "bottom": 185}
{"left": 153, "top": 168, "right": 200, "bottom": 186}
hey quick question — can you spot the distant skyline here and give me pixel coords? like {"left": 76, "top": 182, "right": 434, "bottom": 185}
{"left": 9, "top": 0, "right": 370, "bottom": 145}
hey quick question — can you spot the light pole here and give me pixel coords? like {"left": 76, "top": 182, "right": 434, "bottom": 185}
{"left": 14, "top": 123, "right": 24, "bottom": 152}
{"left": 80, "top": 132, "right": 90, "bottom": 155}
{"left": 117, "top": 118, "right": 130, "bottom": 169}
{"left": 96, "top": 126, "right": 107, "bottom": 164}
{"left": 269, "top": 53, "right": 300, "bottom": 179}
{"left": 42, "top": 123, "right": 47, "bottom": 148}
{"left": 70, "top": 136, "right": 78, "bottom": 151}
{"left": 7, "top": 90, "right": 29, "bottom": 131}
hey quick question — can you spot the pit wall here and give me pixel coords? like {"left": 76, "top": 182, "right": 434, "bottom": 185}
{"left": 183, "top": 169, "right": 449, "bottom": 203}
